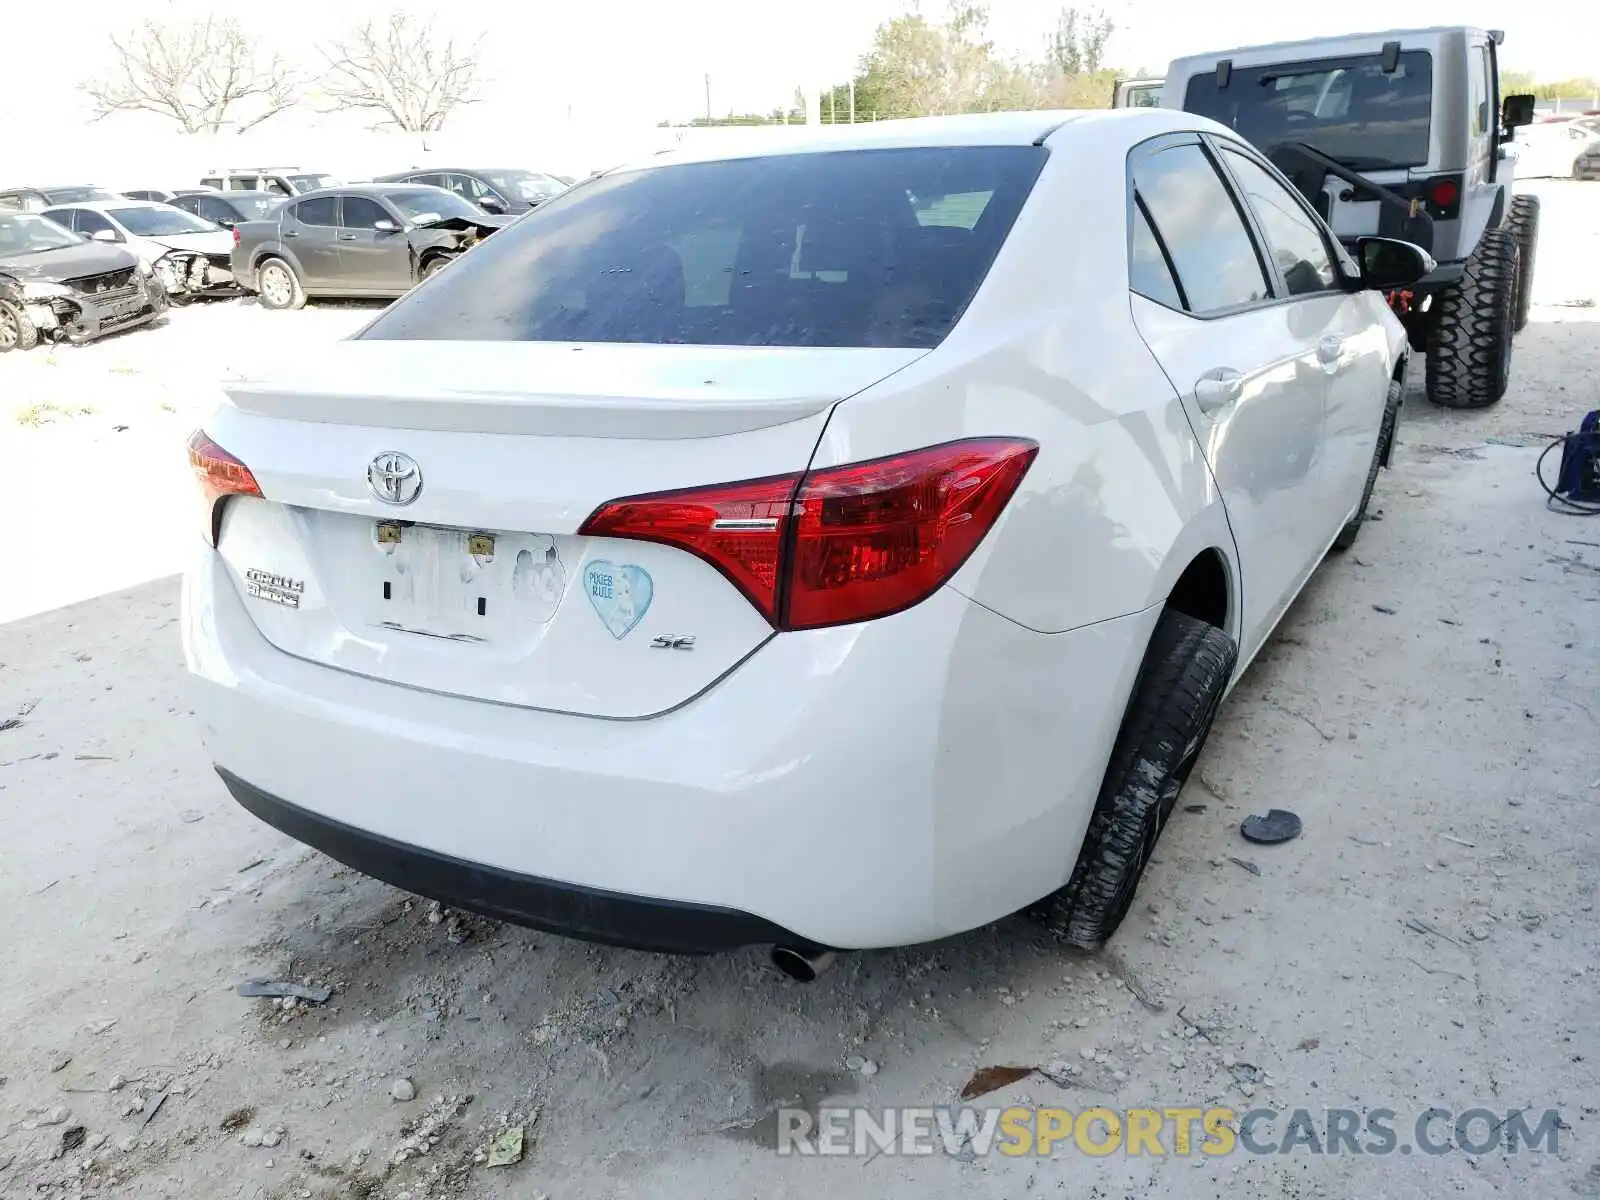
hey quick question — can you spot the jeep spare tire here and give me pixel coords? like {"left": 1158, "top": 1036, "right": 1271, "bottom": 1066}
{"left": 1424, "top": 225, "right": 1518, "bottom": 409}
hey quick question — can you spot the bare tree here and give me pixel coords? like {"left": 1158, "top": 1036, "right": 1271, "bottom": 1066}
{"left": 320, "top": 14, "right": 483, "bottom": 132}
{"left": 1043, "top": 6, "right": 1115, "bottom": 77}
{"left": 82, "top": 17, "right": 297, "bottom": 133}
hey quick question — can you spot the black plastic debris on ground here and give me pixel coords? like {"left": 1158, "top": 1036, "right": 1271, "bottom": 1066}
{"left": 1241, "top": 809, "right": 1302, "bottom": 845}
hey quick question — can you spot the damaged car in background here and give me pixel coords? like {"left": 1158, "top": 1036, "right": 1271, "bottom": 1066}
{"left": 0, "top": 212, "right": 166, "bottom": 351}
{"left": 41, "top": 200, "right": 238, "bottom": 304}
{"left": 231, "top": 185, "right": 512, "bottom": 309}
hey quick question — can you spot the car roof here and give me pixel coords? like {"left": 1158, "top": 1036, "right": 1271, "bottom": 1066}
{"left": 620, "top": 109, "right": 1231, "bottom": 172}
{"left": 291, "top": 183, "right": 451, "bottom": 199}
{"left": 42, "top": 200, "right": 166, "bottom": 214}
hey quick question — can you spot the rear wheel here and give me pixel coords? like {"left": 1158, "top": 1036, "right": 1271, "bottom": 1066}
{"left": 1032, "top": 609, "right": 1237, "bottom": 950}
{"left": 1331, "top": 375, "right": 1403, "bottom": 553}
{"left": 1424, "top": 226, "right": 1518, "bottom": 409}
{"left": 1507, "top": 195, "right": 1540, "bottom": 333}
{"left": 256, "top": 258, "right": 306, "bottom": 310}
{"left": 0, "top": 300, "right": 40, "bottom": 352}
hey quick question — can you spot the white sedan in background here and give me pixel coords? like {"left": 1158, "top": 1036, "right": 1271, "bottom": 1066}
{"left": 183, "top": 108, "right": 1425, "bottom": 975}
{"left": 41, "top": 200, "right": 237, "bottom": 301}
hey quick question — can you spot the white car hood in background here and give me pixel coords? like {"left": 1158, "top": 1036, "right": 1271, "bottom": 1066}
{"left": 147, "top": 230, "right": 234, "bottom": 255}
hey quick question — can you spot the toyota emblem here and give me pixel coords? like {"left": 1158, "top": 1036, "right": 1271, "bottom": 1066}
{"left": 368, "top": 451, "right": 423, "bottom": 506}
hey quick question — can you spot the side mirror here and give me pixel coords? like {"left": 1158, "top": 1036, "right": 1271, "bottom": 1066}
{"left": 1354, "top": 236, "right": 1435, "bottom": 289}
{"left": 478, "top": 195, "right": 506, "bottom": 214}
{"left": 1502, "top": 93, "right": 1536, "bottom": 130}
{"left": 91, "top": 228, "right": 118, "bottom": 243}
{"left": 373, "top": 219, "right": 400, "bottom": 234}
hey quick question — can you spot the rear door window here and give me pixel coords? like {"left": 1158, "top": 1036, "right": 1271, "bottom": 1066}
{"left": 360, "top": 145, "right": 1046, "bottom": 349}
{"left": 1131, "top": 142, "right": 1271, "bottom": 313}
{"left": 291, "top": 197, "right": 338, "bottom": 227}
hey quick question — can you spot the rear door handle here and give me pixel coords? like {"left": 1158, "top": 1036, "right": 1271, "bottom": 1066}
{"left": 1194, "top": 368, "right": 1244, "bottom": 414}
{"left": 1317, "top": 335, "right": 1344, "bottom": 367}
{"left": 282, "top": 230, "right": 298, "bottom": 238}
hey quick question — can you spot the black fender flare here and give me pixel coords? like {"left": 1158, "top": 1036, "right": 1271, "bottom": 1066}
{"left": 1485, "top": 185, "right": 1507, "bottom": 231}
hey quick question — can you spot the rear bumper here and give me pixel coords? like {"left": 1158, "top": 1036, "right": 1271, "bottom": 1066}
{"left": 219, "top": 769, "right": 808, "bottom": 953}
{"left": 184, "top": 547, "right": 1157, "bottom": 950}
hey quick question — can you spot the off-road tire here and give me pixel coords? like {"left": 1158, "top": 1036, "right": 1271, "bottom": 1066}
{"left": 1331, "top": 374, "right": 1403, "bottom": 552}
{"left": 0, "top": 300, "right": 40, "bottom": 352}
{"left": 1424, "top": 226, "right": 1518, "bottom": 409}
{"left": 1032, "top": 609, "right": 1237, "bottom": 950}
{"left": 256, "top": 258, "right": 306, "bottom": 311}
{"left": 1507, "top": 195, "right": 1540, "bottom": 333}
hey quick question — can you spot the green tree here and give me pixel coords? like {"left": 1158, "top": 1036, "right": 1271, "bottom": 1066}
{"left": 841, "top": 2, "right": 1043, "bottom": 119}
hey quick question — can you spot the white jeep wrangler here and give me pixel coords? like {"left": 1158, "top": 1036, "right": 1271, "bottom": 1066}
{"left": 1155, "top": 27, "right": 1539, "bottom": 408}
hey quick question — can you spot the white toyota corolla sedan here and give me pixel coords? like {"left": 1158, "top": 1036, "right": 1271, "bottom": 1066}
{"left": 183, "top": 108, "right": 1426, "bottom": 975}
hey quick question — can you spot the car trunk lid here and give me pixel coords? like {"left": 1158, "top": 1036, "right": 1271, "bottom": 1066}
{"left": 207, "top": 341, "right": 923, "bottom": 717}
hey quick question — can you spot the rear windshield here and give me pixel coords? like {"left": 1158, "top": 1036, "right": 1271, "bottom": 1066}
{"left": 1183, "top": 51, "right": 1433, "bottom": 171}
{"left": 360, "top": 145, "right": 1046, "bottom": 349}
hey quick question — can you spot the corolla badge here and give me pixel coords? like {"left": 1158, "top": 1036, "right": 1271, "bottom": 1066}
{"left": 368, "top": 451, "right": 422, "bottom": 506}
{"left": 584, "top": 561, "right": 653, "bottom": 639}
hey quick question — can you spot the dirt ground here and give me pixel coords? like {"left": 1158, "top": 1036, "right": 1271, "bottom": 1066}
{"left": 2, "top": 182, "right": 1598, "bottom": 1200}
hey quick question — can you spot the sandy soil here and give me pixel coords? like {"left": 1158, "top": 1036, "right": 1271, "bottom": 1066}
{"left": 1, "top": 183, "right": 1598, "bottom": 1200}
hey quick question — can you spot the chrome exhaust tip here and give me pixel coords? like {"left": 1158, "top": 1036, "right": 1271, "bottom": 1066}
{"left": 770, "top": 944, "right": 837, "bottom": 982}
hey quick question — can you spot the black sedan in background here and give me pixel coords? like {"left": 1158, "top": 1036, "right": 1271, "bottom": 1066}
{"left": 172, "top": 190, "right": 287, "bottom": 227}
{"left": 370, "top": 167, "right": 566, "bottom": 215}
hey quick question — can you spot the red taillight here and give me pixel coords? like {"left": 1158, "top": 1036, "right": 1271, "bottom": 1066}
{"left": 577, "top": 472, "right": 799, "bottom": 624}
{"left": 188, "top": 429, "right": 261, "bottom": 546}
{"left": 578, "top": 438, "right": 1038, "bottom": 631}
{"left": 231, "top": 226, "right": 241, "bottom": 246}
{"left": 1430, "top": 179, "right": 1460, "bottom": 208}
{"left": 786, "top": 439, "right": 1038, "bottom": 629}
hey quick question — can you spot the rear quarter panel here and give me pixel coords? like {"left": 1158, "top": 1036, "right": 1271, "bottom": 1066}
{"left": 812, "top": 125, "right": 1237, "bottom": 640}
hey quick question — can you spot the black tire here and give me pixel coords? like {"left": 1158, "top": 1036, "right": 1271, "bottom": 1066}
{"left": 1424, "top": 226, "right": 1518, "bottom": 409}
{"left": 1033, "top": 609, "right": 1238, "bottom": 950}
{"left": 420, "top": 255, "right": 452, "bottom": 281}
{"left": 1507, "top": 195, "right": 1539, "bottom": 334}
{"left": 256, "top": 258, "right": 306, "bottom": 310}
{"left": 0, "top": 300, "right": 40, "bottom": 352}
{"left": 1331, "top": 374, "right": 1403, "bottom": 553}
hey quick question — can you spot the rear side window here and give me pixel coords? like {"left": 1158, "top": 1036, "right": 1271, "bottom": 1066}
{"left": 360, "top": 146, "right": 1046, "bottom": 349}
{"left": 1132, "top": 143, "right": 1270, "bottom": 314}
{"left": 1128, "top": 200, "right": 1184, "bottom": 309}
{"left": 292, "top": 197, "right": 337, "bottom": 226}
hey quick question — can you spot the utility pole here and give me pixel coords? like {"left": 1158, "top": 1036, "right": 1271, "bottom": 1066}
{"left": 849, "top": 79, "right": 856, "bottom": 123}
{"left": 704, "top": 74, "right": 712, "bottom": 122}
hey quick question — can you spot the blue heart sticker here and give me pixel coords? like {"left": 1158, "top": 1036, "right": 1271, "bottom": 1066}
{"left": 584, "top": 561, "right": 653, "bottom": 640}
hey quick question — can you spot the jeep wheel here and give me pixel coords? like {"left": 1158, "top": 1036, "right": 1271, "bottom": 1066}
{"left": 1031, "top": 609, "right": 1238, "bottom": 950}
{"left": 1424, "top": 226, "right": 1518, "bottom": 409}
{"left": 1331, "top": 375, "right": 1403, "bottom": 553}
{"left": 0, "top": 300, "right": 40, "bottom": 352}
{"left": 1507, "top": 195, "right": 1539, "bottom": 333}
{"left": 256, "top": 258, "right": 306, "bottom": 311}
